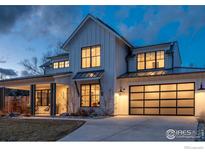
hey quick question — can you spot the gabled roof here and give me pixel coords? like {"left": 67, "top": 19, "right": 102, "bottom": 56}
{"left": 62, "top": 14, "right": 133, "bottom": 49}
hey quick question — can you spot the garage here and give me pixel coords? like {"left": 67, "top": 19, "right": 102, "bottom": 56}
{"left": 129, "top": 82, "right": 195, "bottom": 116}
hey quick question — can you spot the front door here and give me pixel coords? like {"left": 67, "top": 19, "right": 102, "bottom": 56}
{"left": 35, "top": 89, "right": 50, "bottom": 116}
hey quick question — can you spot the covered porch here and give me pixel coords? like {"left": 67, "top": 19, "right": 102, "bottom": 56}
{"left": 0, "top": 74, "right": 70, "bottom": 116}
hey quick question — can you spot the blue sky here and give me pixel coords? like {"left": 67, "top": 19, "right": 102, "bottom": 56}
{"left": 0, "top": 6, "right": 205, "bottom": 76}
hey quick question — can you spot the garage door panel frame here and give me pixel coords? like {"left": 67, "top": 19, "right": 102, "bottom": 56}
{"left": 129, "top": 82, "right": 195, "bottom": 116}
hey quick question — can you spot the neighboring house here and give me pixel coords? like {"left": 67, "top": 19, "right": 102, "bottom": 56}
{"left": 0, "top": 14, "right": 205, "bottom": 116}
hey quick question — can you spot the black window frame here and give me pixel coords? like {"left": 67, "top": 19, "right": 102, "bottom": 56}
{"left": 80, "top": 83, "right": 101, "bottom": 107}
{"left": 137, "top": 50, "right": 165, "bottom": 70}
{"left": 81, "top": 45, "right": 101, "bottom": 69}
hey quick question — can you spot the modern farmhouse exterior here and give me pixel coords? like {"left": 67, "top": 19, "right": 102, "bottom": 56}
{"left": 0, "top": 14, "right": 205, "bottom": 116}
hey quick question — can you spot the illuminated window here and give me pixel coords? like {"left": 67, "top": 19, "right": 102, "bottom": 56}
{"left": 53, "top": 62, "right": 59, "bottom": 69}
{"left": 82, "top": 47, "right": 91, "bottom": 68}
{"left": 53, "top": 60, "right": 69, "bottom": 69}
{"left": 146, "top": 52, "right": 156, "bottom": 69}
{"left": 156, "top": 51, "right": 164, "bottom": 68}
{"left": 81, "top": 46, "right": 101, "bottom": 68}
{"left": 81, "top": 84, "right": 100, "bottom": 107}
{"left": 91, "top": 46, "right": 101, "bottom": 67}
{"left": 137, "top": 51, "right": 165, "bottom": 70}
{"left": 59, "top": 61, "right": 64, "bottom": 68}
{"left": 137, "top": 53, "right": 145, "bottom": 70}
{"left": 65, "top": 61, "right": 69, "bottom": 67}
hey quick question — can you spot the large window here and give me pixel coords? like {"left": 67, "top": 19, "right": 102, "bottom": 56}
{"left": 137, "top": 51, "right": 164, "bottom": 70}
{"left": 81, "top": 84, "right": 100, "bottom": 107}
{"left": 137, "top": 53, "right": 145, "bottom": 70}
{"left": 36, "top": 90, "right": 50, "bottom": 106}
{"left": 81, "top": 46, "right": 101, "bottom": 68}
{"left": 129, "top": 82, "right": 195, "bottom": 115}
{"left": 53, "top": 60, "right": 69, "bottom": 69}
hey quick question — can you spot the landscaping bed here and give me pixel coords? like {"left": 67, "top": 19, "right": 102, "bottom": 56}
{"left": 0, "top": 118, "right": 85, "bottom": 141}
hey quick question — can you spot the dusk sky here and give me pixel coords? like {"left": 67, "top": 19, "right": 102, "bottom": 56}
{"left": 0, "top": 6, "right": 205, "bottom": 76}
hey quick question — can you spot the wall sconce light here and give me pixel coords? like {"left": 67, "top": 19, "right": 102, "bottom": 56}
{"left": 198, "top": 82, "right": 205, "bottom": 91}
{"left": 119, "top": 87, "right": 125, "bottom": 94}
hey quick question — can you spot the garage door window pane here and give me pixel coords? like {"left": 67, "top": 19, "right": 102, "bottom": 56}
{"left": 144, "top": 108, "right": 159, "bottom": 114}
{"left": 160, "top": 100, "right": 176, "bottom": 107}
{"left": 177, "top": 108, "right": 194, "bottom": 115}
{"left": 130, "top": 108, "right": 143, "bottom": 114}
{"left": 130, "top": 93, "right": 144, "bottom": 100}
{"left": 130, "top": 86, "right": 144, "bottom": 92}
{"left": 145, "top": 100, "right": 159, "bottom": 107}
{"left": 178, "top": 100, "right": 194, "bottom": 107}
{"left": 178, "top": 91, "right": 194, "bottom": 99}
{"left": 160, "top": 108, "right": 176, "bottom": 115}
{"left": 130, "top": 101, "right": 143, "bottom": 107}
{"left": 161, "top": 92, "right": 176, "bottom": 99}
{"left": 145, "top": 92, "right": 159, "bottom": 99}
{"left": 178, "top": 83, "right": 194, "bottom": 90}
{"left": 145, "top": 85, "right": 159, "bottom": 92}
{"left": 161, "top": 84, "right": 176, "bottom": 91}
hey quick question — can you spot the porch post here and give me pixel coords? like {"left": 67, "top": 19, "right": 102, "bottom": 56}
{"left": 0, "top": 87, "right": 5, "bottom": 110}
{"left": 30, "top": 84, "right": 36, "bottom": 116}
{"left": 50, "top": 83, "right": 56, "bottom": 116}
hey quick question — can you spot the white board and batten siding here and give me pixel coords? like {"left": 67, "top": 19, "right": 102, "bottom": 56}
{"left": 65, "top": 18, "right": 129, "bottom": 114}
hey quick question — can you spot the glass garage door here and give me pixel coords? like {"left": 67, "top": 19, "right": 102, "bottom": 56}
{"left": 129, "top": 83, "right": 195, "bottom": 116}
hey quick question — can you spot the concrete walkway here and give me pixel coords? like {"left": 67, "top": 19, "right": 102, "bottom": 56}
{"left": 59, "top": 116, "right": 197, "bottom": 141}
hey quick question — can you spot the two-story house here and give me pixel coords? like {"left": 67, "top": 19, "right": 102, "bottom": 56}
{"left": 0, "top": 14, "right": 205, "bottom": 116}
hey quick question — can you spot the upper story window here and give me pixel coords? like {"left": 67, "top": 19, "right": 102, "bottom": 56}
{"left": 81, "top": 45, "right": 101, "bottom": 68}
{"left": 53, "top": 60, "right": 69, "bottom": 69}
{"left": 137, "top": 51, "right": 164, "bottom": 70}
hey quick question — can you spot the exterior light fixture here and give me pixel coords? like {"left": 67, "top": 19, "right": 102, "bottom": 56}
{"left": 119, "top": 87, "right": 125, "bottom": 93}
{"left": 198, "top": 82, "right": 205, "bottom": 91}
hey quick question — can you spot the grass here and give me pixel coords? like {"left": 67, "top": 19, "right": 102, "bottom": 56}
{"left": 0, "top": 118, "right": 85, "bottom": 141}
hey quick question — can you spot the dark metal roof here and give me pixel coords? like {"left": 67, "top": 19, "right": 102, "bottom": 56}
{"left": 47, "top": 53, "right": 69, "bottom": 59}
{"left": 0, "top": 72, "right": 72, "bottom": 83}
{"left": 73, "top": 70, "right": 104, "bottom": 81}
{"left": 134, "top": 41, "right": 176, "bottom": 49}
{"left": 40, "top": 53, "right": 69, "bottom": 68}
{"left": 118, "top": 67, "right": 205, "bottom": 79}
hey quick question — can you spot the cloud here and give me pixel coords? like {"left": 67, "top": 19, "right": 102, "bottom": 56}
{"left": 0, "top": 67, "right": 17, "bottom": 76}
{"left": 13, "top": 6, "right": 84, "bottom": 42}
{"left": 0, "top": 6, "right": 32, "bottom": 34}
{"left": 117, "top": 6, "right": 205, "bottom": 44}
{"left": 0, "top": 56, "right": 6, "bottom": 63}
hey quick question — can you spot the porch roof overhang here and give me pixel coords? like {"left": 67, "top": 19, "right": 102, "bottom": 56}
{"left": 72, "top": 70, "right": 104, "bottom": 96}
{"left": 117, "top": 69, "right": 205, "bottom": 82}
{"left": 0, "top": 72, "right": 72, "bottom": 88}
{"left": 73, "top": 70, "right": 104, "bottom": 81}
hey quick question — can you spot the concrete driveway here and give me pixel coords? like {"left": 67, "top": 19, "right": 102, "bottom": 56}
{"left": 59, "top": 116, "right": 198, "bottom": 141}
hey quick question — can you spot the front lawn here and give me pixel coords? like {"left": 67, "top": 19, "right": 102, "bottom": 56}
{"left": 0, "top": 118, "right": 85, "bottom": 141}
